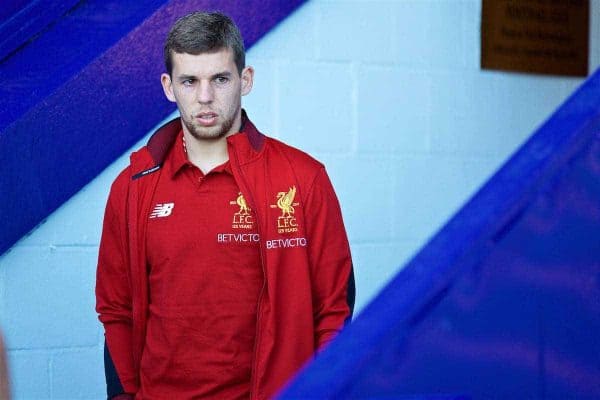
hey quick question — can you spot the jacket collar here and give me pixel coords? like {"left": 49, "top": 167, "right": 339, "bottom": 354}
{"left": 145, "top": 109, "right": 264, "bottom": 166}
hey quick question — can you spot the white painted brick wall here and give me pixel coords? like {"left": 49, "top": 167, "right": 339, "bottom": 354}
{"left": 1, "top": 0, "right": 598, "bottom": 398}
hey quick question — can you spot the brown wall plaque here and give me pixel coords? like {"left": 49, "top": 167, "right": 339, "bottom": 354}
{"left": 481, "top": 0, "right": 589, "bottom": 76}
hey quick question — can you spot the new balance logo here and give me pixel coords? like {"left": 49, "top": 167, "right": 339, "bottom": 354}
{"left": 149, "top": 203, "right": 174, "bottom": 218}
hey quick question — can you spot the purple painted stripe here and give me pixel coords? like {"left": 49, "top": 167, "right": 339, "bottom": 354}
{"left": 0, "top": 0, "right": 306, "bottom": 255}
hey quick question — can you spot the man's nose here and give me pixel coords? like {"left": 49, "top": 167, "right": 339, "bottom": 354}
{"left": 196, "top": 81, "right": 214, "bottom": 103}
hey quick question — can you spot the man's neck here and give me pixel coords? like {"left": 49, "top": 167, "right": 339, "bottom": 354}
{"left": 183, "top": 119, "right": 241, "bottom": 174}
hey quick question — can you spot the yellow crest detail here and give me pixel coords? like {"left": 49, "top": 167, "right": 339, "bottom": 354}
{"left": 271, "top": 186, "right": 300, "bottom": 234}
{"left": 276, "top": 186, "right": 296, "bottom": 218}
{"left": 236, "top": 193, "right": 251, "bottom": 215}
{"left": 230, "top": 192, "right": 253, "bottom": 229}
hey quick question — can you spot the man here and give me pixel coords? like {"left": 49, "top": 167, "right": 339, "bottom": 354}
{"left": 0, "top": 331, "right": 9, "bottom": 400}
{"left": 96, "top": 11, "right": 354, "bottom": 400}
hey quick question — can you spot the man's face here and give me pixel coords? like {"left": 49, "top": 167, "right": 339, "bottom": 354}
{"left": 161, "top": 48, "right": 253, "bottom": 141}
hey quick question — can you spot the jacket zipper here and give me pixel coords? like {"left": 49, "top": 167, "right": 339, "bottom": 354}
{"left": 251, "top": 233, "right": 267, "bottom": 399}
{"left": 229, "top": 146, "right": 266, "bottom": 400}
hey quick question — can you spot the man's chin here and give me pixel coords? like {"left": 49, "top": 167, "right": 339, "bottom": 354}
{"left": 192, "top": 130, "right": 226, "bottom": 141}
{"left": 182, "top": 115, "right": 237, "bottom": 141}
{"left": 188, "top": 124, "right": 227, "bottom": 141}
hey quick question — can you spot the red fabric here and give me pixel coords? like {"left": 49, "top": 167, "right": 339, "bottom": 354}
{"left": 96, "top": 114, "right": 353, "bottom": 399}
{"left": 140, "top": 132, "right": 261, "bottom": 398}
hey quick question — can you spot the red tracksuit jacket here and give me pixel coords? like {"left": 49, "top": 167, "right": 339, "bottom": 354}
{"left": 95, "top": 112, "right": 355, "bottom": 399}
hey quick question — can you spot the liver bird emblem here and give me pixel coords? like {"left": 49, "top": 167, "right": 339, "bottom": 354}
{"left": 236, "top": 192, "right": 250, "bottom": 215}
{"left": 277, "top": 186, "right": 296, "bottom": 218}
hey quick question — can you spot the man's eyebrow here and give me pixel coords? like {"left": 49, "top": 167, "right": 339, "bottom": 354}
{"left": 177, "top": 74, "right": 197, "bottom": 81}
{"left": 211, "top": 71, "right": 232, "bottom": 78}
{"left": 176, "top": 71, "right": 233, "bottom": 81}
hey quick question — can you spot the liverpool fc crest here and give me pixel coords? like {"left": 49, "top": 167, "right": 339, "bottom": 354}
{"left": 230, "top": 192, "right": 253, "bottom": 229}
{"left": 271, "top": 186, "right": 299, "bottom": 233}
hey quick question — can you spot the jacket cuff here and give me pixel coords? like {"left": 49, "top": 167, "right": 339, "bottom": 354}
{"left": 110, "top": 394, "right": 134, "bottom": 400}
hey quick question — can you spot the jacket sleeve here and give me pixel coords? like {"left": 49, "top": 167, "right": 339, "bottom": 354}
{"left": 95, "top": 169, "right": 139, "bottom": 397}
{"left": 304, "top": 167, "right": 355, "bottom": 350}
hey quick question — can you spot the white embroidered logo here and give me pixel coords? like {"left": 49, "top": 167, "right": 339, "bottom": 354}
{"left": 149, "top": 203, "right": 174, "bottom": 218}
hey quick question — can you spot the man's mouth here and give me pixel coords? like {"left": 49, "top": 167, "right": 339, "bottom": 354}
{"left": 195, "top": 112, "right": 218, "bottom": 126}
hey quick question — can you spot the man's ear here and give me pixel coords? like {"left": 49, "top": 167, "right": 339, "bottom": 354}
{"left": 161, "top": 73, "right": 176, "bottom": 102}
{"left": 241, "top": 66, "right": 254, "bottom": 96}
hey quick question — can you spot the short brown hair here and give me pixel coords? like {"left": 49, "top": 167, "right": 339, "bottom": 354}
{"left": 164, "top": 11, "right": 245, "bottom": 76}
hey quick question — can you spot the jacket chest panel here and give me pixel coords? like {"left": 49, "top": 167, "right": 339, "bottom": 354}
{"left": 145, "top": 169, "right": 261, "bottom": 270}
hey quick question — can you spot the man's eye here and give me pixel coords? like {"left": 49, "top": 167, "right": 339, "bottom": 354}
{"left": 182, "top": 79, "right": 194, "bottom": 86}
{"left": 215, "top": 76, "right": 229, "bottom": 84}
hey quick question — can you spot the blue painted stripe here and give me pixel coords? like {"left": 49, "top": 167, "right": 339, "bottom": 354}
{"left": 0, "top": 0, "right": 82, "bottom": 62}
{"left": 279, "top": 68, "right": 600, "bottom": 398}
{"left": 0, "top": 0, "right": 169, "bottom": 133}
{"left": 0, "top": 0, "right": 306, "bottom": 255}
